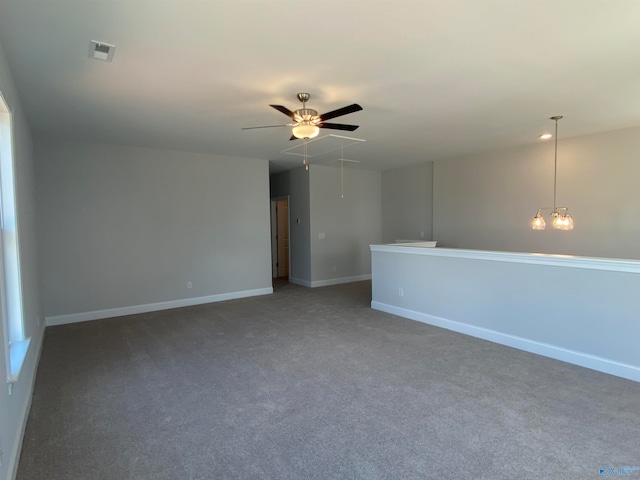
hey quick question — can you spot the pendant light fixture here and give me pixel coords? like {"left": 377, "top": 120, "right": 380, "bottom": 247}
{"left": 531, "top": 115, "right": 574, "bottom": 231}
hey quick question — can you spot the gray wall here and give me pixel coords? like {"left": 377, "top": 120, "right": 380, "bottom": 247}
{"left": 270, "top": 167, "right": 311, "bottom": 285}
{"left": 36, "top": 140, "right": 272, "bottom": 317}
{"left": 381, "top": 162, "right": 433, "bottom": 243}
{"left": 0, "top": 40, "right": 43, "bottom": 480}
{"left": 309, "top": 164, "right": 381, "bottom": 284}
{"left": 271, "top": 164, "right": 382, "bottom": 286}
{"left": 380, "top": 126, "right": 640, "bottom": 260}
{"left": 433, "top": 126, "right": 640, "bottom": 259}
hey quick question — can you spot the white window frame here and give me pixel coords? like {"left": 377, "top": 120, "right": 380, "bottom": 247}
{"left": 0, "top": 90, "right": 29, "bottom": 385}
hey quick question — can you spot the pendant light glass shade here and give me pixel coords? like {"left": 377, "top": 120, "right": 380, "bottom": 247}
{"left": 552, "top": 211, "right": 574, "bottom": 230}
{"left": 531, "top": 210, "right": 546, "bottom": 230}
{"left": 564, "top": 213, "right": 574, "bottom": 230}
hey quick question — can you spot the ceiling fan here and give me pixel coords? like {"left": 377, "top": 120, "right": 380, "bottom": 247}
{"left": 242, "top": 93, "right": 363, "bottom": 140}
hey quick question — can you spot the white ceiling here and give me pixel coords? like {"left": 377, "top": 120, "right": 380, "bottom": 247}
{"left": 1, "top": 0, "right": 639, "bottom": 173}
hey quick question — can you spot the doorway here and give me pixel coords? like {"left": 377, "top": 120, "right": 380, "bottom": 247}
{"left": 270, "top": 197, "right": 290, "bottom": 281}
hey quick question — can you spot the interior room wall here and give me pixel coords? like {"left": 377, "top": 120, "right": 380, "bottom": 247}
{"left": 381, "top": 162, "right": 433, "bottom": 244}
{"left": 309, "top": 164, "right": 382, "bottom": 285}
{"left": 36, "top": 140, "right": 273, "bottom": 320}
{"left": 433, "top": 126, "right": 640, "bottom": 260}
{"left": 0, "top": 41, "right": 43, "bottom": 480}
{"left": 270, "top": 167, "right": 311, "bottom": 285}
{"left": 371, "top": 246, "right": 640, "bottom": 382}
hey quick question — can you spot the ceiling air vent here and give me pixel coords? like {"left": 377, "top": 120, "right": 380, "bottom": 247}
{"left": 89, "top": 40, "right": 116, "bottom": 62}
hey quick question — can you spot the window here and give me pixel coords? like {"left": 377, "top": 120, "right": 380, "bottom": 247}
{"left": 0, "top": 90, "right": 29, "bottom": 384}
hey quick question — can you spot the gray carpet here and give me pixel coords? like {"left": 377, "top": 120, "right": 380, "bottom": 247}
{"left": 17, "top": 281, "right": 640, "bottom": 479}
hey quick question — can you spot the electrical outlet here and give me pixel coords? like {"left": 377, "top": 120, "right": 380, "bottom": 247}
{"left": 187, "top": 281, "right": 193, "bottom": 289}
{"left": 332, "top": 265, "right": 336, "bottom": 272}
{"left": 398, "top": 288, "right": 404, "bottom": 297}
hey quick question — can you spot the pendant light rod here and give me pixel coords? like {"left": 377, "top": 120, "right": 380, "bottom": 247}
{"left": 551, "top": 115, "right": 562, "bottom": 210}
{"left": 531, "top": 115, "right": 573, "bottom": 231}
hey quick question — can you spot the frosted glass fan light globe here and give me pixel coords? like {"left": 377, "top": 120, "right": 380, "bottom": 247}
{"left": 292, "top": 124, "right": 320, "bottom": 139}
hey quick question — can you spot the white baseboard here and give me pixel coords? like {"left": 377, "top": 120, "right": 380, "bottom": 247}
{"left": 371, "top": 301, "right": 640, "bottom": 383}
{"left": 290, "top": 275, "right": 371, "bottom": 288}
{"left": 45, "top": 287, "right": 273, "bottom": 326}
{"left": 310, "top": 274, "right": 371, "bottom": 288}
{"left": 8, "top": 322, "right": 46, "bottom": 480}
{"left": 290, "top": 277, "right": 312, "bottom": 287}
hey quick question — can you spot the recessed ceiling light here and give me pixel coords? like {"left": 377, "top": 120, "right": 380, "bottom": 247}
{"left": 89, "top": 40, "right": 116, "bottom": 62}
{"left": 539, "top": 133, "right": 552, "bottom": 140}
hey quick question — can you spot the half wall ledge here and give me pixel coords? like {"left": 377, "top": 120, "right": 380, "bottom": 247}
{"left": 370, "top": 245, "right": 640, "bottom": 382}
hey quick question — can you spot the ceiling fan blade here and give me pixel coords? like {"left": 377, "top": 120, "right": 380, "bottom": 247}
{"left": 270, "top": 104, "right": 296, "bottom": 119}
{"left": 319, "top": 104, "right": 363, "bottom": 122}
{"left": 319, "top": 122, "right": 359, "bottom": 131}
{"left": 242, "top": 124, "right": 290, "bottom": 130}
{"left": 289, "top": 135, "right": 298, "bottom": 141}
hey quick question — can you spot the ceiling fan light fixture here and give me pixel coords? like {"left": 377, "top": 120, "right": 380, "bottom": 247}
{"left": 294, "top": 108, "right": 318, "bottom": 123}
{"left": 292, "top": 123, "right": 320, "bottom": 139}
{"left": 242, "top": 92, "right": 362, "bottom": 141}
